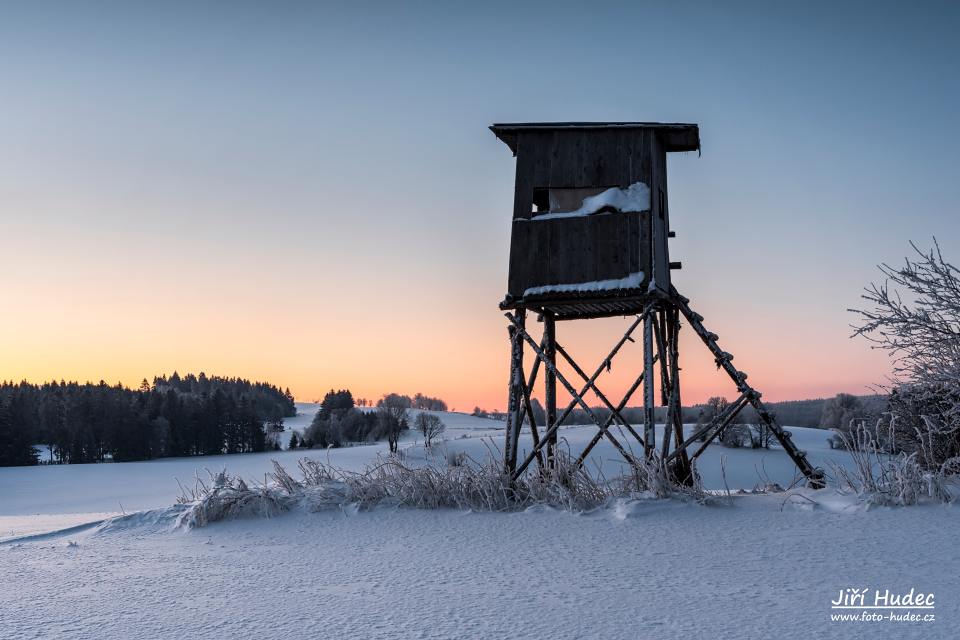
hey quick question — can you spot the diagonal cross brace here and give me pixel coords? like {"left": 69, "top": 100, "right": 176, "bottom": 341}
{"left": 517, "top": 354, "right": 545, "bottom": 470}
{"left": 575, "top": 369, "right": 647, "bottom": 466}
{"left": 689, "top": 396, "right": 750, "bottom": 462}
{"left": 555, "top": 342, "right": 646, "bottom": 447}
{"left": 664, "top": 393, "right": 749, "bottom": 465}
{"left": 506, "top": 313, "right": 639, "bottom": 478}
{"left": 524, "top": 314, "right": 644, "bottom": 450}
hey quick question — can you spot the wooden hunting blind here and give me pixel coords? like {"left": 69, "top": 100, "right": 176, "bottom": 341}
{"left": 493, "top": 122, "right": 698, "bottom": 320}
{"left": 491, "top": 121, "right": 825, "bottom": 488}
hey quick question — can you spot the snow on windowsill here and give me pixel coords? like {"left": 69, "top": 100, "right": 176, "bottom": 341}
{"left": 523, "top": 181, "right": 651, "bottom": 221}
{"left": 523, "top": 271, "right": 645, "bottom": 297}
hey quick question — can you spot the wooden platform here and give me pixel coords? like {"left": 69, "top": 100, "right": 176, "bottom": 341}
{"left": 500, "top": 288, "right": 653, "bottom": 321}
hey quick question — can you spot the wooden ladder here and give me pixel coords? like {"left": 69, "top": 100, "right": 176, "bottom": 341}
{"left": 670, "top": 286, "right": 825, "bottom": 488}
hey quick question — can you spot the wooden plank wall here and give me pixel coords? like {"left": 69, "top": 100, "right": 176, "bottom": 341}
{"left": 650, "top": 133, "right": 672, "bottom": 292}
{"left": 507, "top": 212, "right": 648, "bottom": 298}
{"left": 512, "top": 129, "right": 654, "bottom": 219}
{"left": 507, "top": 128, "right": 660, "bottom": 297}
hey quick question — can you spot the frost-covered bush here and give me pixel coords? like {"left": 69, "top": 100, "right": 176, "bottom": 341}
{"left": 852, "top": 240, "right": 960, "bottom": 471}
{"left": 613, "top": 455, "right": 705, "bottom": 499}
{"left": 718, "top": 423, "right": 772, "bottom": 449}
{"left": 885, "top": 383, "right": 960, "bottom": 466}
{"left": 720, "top": 424, "right": 751, "bottom": 448}
{"left": 175, "top": 450, "right": 708, "bottom": 528}
{"left": 176, "top": 470, "right": 288, "bottom": 528}
{"left": 446, "top": 450, "right": 467, "bottom": 467}
{"left": 830, "top": 425, "right": 957, "bottom": 506}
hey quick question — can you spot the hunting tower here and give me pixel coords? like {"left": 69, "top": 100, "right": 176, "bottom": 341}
{"left": 491, "top": 122, "right": 824, "bottom": 487}
{"left": 496, "top": 122, "right": 697, "bottom": 318}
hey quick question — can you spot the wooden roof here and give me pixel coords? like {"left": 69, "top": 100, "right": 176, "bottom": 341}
{"left": 490, "top": 122, "right": 700, "bottom": 155}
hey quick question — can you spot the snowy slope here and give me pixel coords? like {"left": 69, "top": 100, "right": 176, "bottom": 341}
{"left": 3, "top": 494, "right": 958, "bottom": 639}
{"left": 2, "top": 407, "right": 958, "bottom": 639}
{"left": 1, "top": 406, "right": 855, "bottom": 521}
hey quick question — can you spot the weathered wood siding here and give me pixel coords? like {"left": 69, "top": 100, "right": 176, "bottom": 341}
{"left": 512, "top": 129, "right": 654, "bottom": 219}
{"left": 506, "top": 128, "right": 670, "bottom": 299}
{"left": 650, "top": 132, "right": 671, "bottom": 292}
{"left": 507, "top": 211, "right": 647, "bottom": 297}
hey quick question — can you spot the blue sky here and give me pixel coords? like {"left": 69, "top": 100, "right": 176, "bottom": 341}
{"left": 1, "top": 1, "right": 957, "bottom": 407}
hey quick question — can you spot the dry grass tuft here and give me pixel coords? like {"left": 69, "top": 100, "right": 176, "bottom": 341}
{"left": 830, "top": 426, "right": 958, "bottom": 506}
{"left": 175, "top": 447, "right": 709, "bottom": 528}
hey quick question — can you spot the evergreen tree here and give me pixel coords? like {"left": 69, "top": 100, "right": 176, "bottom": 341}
{"left": 0, "top": 374, "right": 297, "bottom": 466}
{"left": 319, "top": 389, "right": 354, "bottom": 421}
{"left": 0, "top": 395, "right": 38, "bottom": 466}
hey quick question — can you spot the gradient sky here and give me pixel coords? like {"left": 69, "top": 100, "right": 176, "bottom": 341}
{"left": 1, "top": 1, "right": 958, "bottom": 410}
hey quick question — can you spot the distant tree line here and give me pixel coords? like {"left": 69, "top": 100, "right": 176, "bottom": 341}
{"left": 370, "top": 392, "right": 447, "bottom": 412}
{"left": 470, "top": 394, "right": 885, "bottom": 432}
{"left": 411, "top": 393, "right": 448, "bottom": 411}
{"left": 314, "top": 391, "right": 446, "bottom": 412}
{"left": 0, "top": 372, "right": 296, "bottom": 466}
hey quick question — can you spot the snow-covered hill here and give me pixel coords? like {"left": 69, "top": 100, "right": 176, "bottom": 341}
{"left": 3, "top": 406, "right": 958, "bottom": 639}
{"left": 1, "top": 403, "right": 857, "bottom": 523}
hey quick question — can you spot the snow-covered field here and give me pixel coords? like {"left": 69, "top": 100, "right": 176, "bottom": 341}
{"left": 3, "top": 403, "right": 958, "bottom": 639}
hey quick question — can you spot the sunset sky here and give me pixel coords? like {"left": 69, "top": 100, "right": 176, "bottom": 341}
{"left": 1, "top": 1, "right": 958, "bottom": 410}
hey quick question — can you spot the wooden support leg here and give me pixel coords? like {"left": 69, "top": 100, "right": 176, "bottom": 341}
{"left": 503, "top": 309, "right": 525, "bottom": 474}
{"left": 668, "top": 308, "right": 692, "bottom": 481}
{"left": 653, "top": 313, "right": 673, "bottom": 461}
{"left": 518, "top": 371, "right": 545, "bottom": 471}
{"left": 510, "top": 349, "right": 546, "bottom": 471}
{"left": 643, "top": 309, "right": 656, "bottom": 457}
{"left": 543, "top": 312, "right": 557, "bottom": 468}
{"left": 655, "top": 310, "right": 670, "bottom": 406}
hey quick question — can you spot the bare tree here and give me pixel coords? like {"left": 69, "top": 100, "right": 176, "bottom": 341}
{"left": 378, "top": 395, "right": 410, "bottom": 453}
{"left": 851, "top": 239, "right": 960, "bottom": 467}
{"left": 414, "top": 413, "right": 446, "bottom": 449}
{"left": 696, "top": 396, "right": 729, "bottom": 442}
{"left": 820, "top": 393, "right": 860, "bottom": 428}
{"left": 852, "top": 240, "right": 960, "bottom": 382}
{"left": 754, "top": 421, "right": 775, "bottom": 449}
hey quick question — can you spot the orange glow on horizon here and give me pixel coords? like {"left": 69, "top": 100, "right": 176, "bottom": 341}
{"left": 0, "top": 273, "right": 890, "bottom": 413}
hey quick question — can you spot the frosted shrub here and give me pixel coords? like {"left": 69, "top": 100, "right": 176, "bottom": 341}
{"left": 831, "top": 425, "right": 957, "bottom": 506}
{"left": 719, "top": 424, "right": 751, "bottom": 448}
{"left": 446, "top": 450, "right": 467, "bottom": 467}
{"left": 176, "top": 450, "right": 708, "bottom": 528}
{"left": 176, "top": 470, "right": 288, "bottom": 528}
{"left": 852, "top": 240, "right": 960, "bottom": 469}
{"left": 886, "top": 383, "right": 960, "bottom": 467}
{"left": 614, "top": 454, "right": 706, "bottom": 500}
